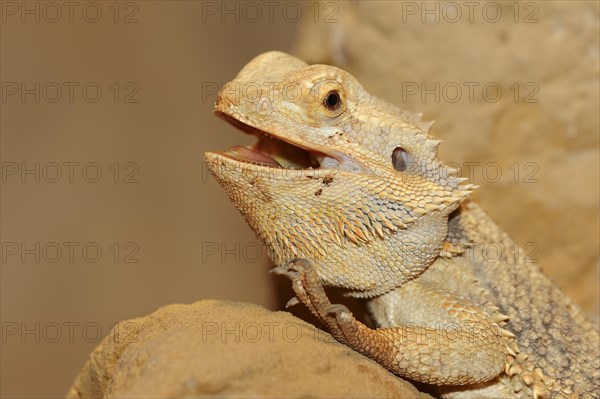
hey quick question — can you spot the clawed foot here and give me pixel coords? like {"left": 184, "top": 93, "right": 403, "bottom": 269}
{"left": 270, "top": 258, "right": 350, "bottom": 342}
{"left": 271, "top": 259, "right": 387, "bottom": 372}
{"left": 270, "top": 259, "right": 317, "bottom": 312}
{"left": 271, "top": 259, "right": 512, "bottom": 387}
{"left": 440, "top": 240, "right": 466, "bottom": 258}
{"left": 269, "top": 258, "right": 311, "bottom": 279}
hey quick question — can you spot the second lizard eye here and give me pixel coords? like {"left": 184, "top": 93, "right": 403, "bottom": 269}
{"left": 323, "top": 90, "right": 341, "bottom": 110}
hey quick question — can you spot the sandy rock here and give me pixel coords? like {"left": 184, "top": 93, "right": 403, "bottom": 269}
{"left": 67, "top": 300, "right": 429, "bottom": 398}
{"left": 294, "top": 1, "right": 599, "bottom": 317}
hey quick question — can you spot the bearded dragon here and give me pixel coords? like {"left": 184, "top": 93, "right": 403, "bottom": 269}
{"left": 204, "top": 51, "right": 599, "bottom": 398}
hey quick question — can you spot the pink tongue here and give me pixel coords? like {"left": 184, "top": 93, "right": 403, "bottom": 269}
{"left": 223, "top": 146, "right": 282, "bottom": 167}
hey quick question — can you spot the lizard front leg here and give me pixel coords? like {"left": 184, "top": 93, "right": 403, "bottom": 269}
{"left": 270, "top": 259, "right": 348, "bottom": 342}
{"left": 272, "top": 259, "right": 508, "bottom": 386}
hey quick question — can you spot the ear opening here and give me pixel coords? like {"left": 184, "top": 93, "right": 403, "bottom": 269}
{"left": 392, "top": 147, "right": 411, "bottom": 172}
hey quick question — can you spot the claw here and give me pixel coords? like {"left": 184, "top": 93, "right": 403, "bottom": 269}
{"left": 285, "top": 297, "right": 300, "bottom": 308}
{"left": 270, "top": 259, "right": 313, "bottom": 277}
{"left": 269, "top": 265, "right": 283, "bottom": 274}
{"left": 289, "top": 258, "right": 312, "bottom": 270}
{"left": 269, "top": 265, "right": 300, "bottom": 279}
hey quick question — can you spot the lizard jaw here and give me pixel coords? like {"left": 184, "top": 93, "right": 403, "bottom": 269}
{"left": 211, "top": 111, "right": 345, "bottom": 171}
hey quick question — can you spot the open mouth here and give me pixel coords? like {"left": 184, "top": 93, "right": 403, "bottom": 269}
{"left": 215, "top": 112, "right": 328, "bottom": 170}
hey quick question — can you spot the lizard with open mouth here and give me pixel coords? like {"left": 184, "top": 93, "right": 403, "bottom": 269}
{"left": 205, "top": 51, "right": 599, "bottom": 399}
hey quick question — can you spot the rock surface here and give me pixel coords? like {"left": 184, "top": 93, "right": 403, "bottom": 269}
{"left": 294, "top": 1, "right": 599, "bottom": 318}
{"left": 67, "top": 300, "right": 429, "bottom": 398}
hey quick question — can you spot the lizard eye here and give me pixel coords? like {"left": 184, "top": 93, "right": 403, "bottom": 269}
{"left": 323, "top": 90, "right": 342, "bottom": 111}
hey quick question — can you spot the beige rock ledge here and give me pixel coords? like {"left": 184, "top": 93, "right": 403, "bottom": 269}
{"left": 67, "top": 300, "right": 429, "bottom": 398}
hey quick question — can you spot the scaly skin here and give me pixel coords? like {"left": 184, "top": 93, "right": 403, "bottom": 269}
{"left": 204, "top": 52, "right": 599, "bottom": 398}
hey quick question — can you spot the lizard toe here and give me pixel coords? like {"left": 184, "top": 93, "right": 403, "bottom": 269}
{"left": 289, "top": 258, "right": 313, "bottom": 271}
{"left": 327, "top": 304, "right": 352, "bottom": 319}
{"left": 285, "top": 296, "right": 300, "bottom": 308}
{"left": 269, "top": 265, "right": 300, "bottom": 279}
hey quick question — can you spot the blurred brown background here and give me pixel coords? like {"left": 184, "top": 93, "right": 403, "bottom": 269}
{"left": 1, "top": 1, "right": 598, "bottom": 398}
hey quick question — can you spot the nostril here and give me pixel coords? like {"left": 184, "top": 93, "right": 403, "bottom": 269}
{"left": 392, "top": 147, "right": 411, "bottom": 172}
{"left": 214, "top": 90, "right": 232, "bottom": 111}
{"left": 215, "top": 83, "right": 234, "bottom": 106}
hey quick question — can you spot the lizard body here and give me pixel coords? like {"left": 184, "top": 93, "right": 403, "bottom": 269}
{"left": 205, "top": 51, "right": 599, "bottom": 398}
